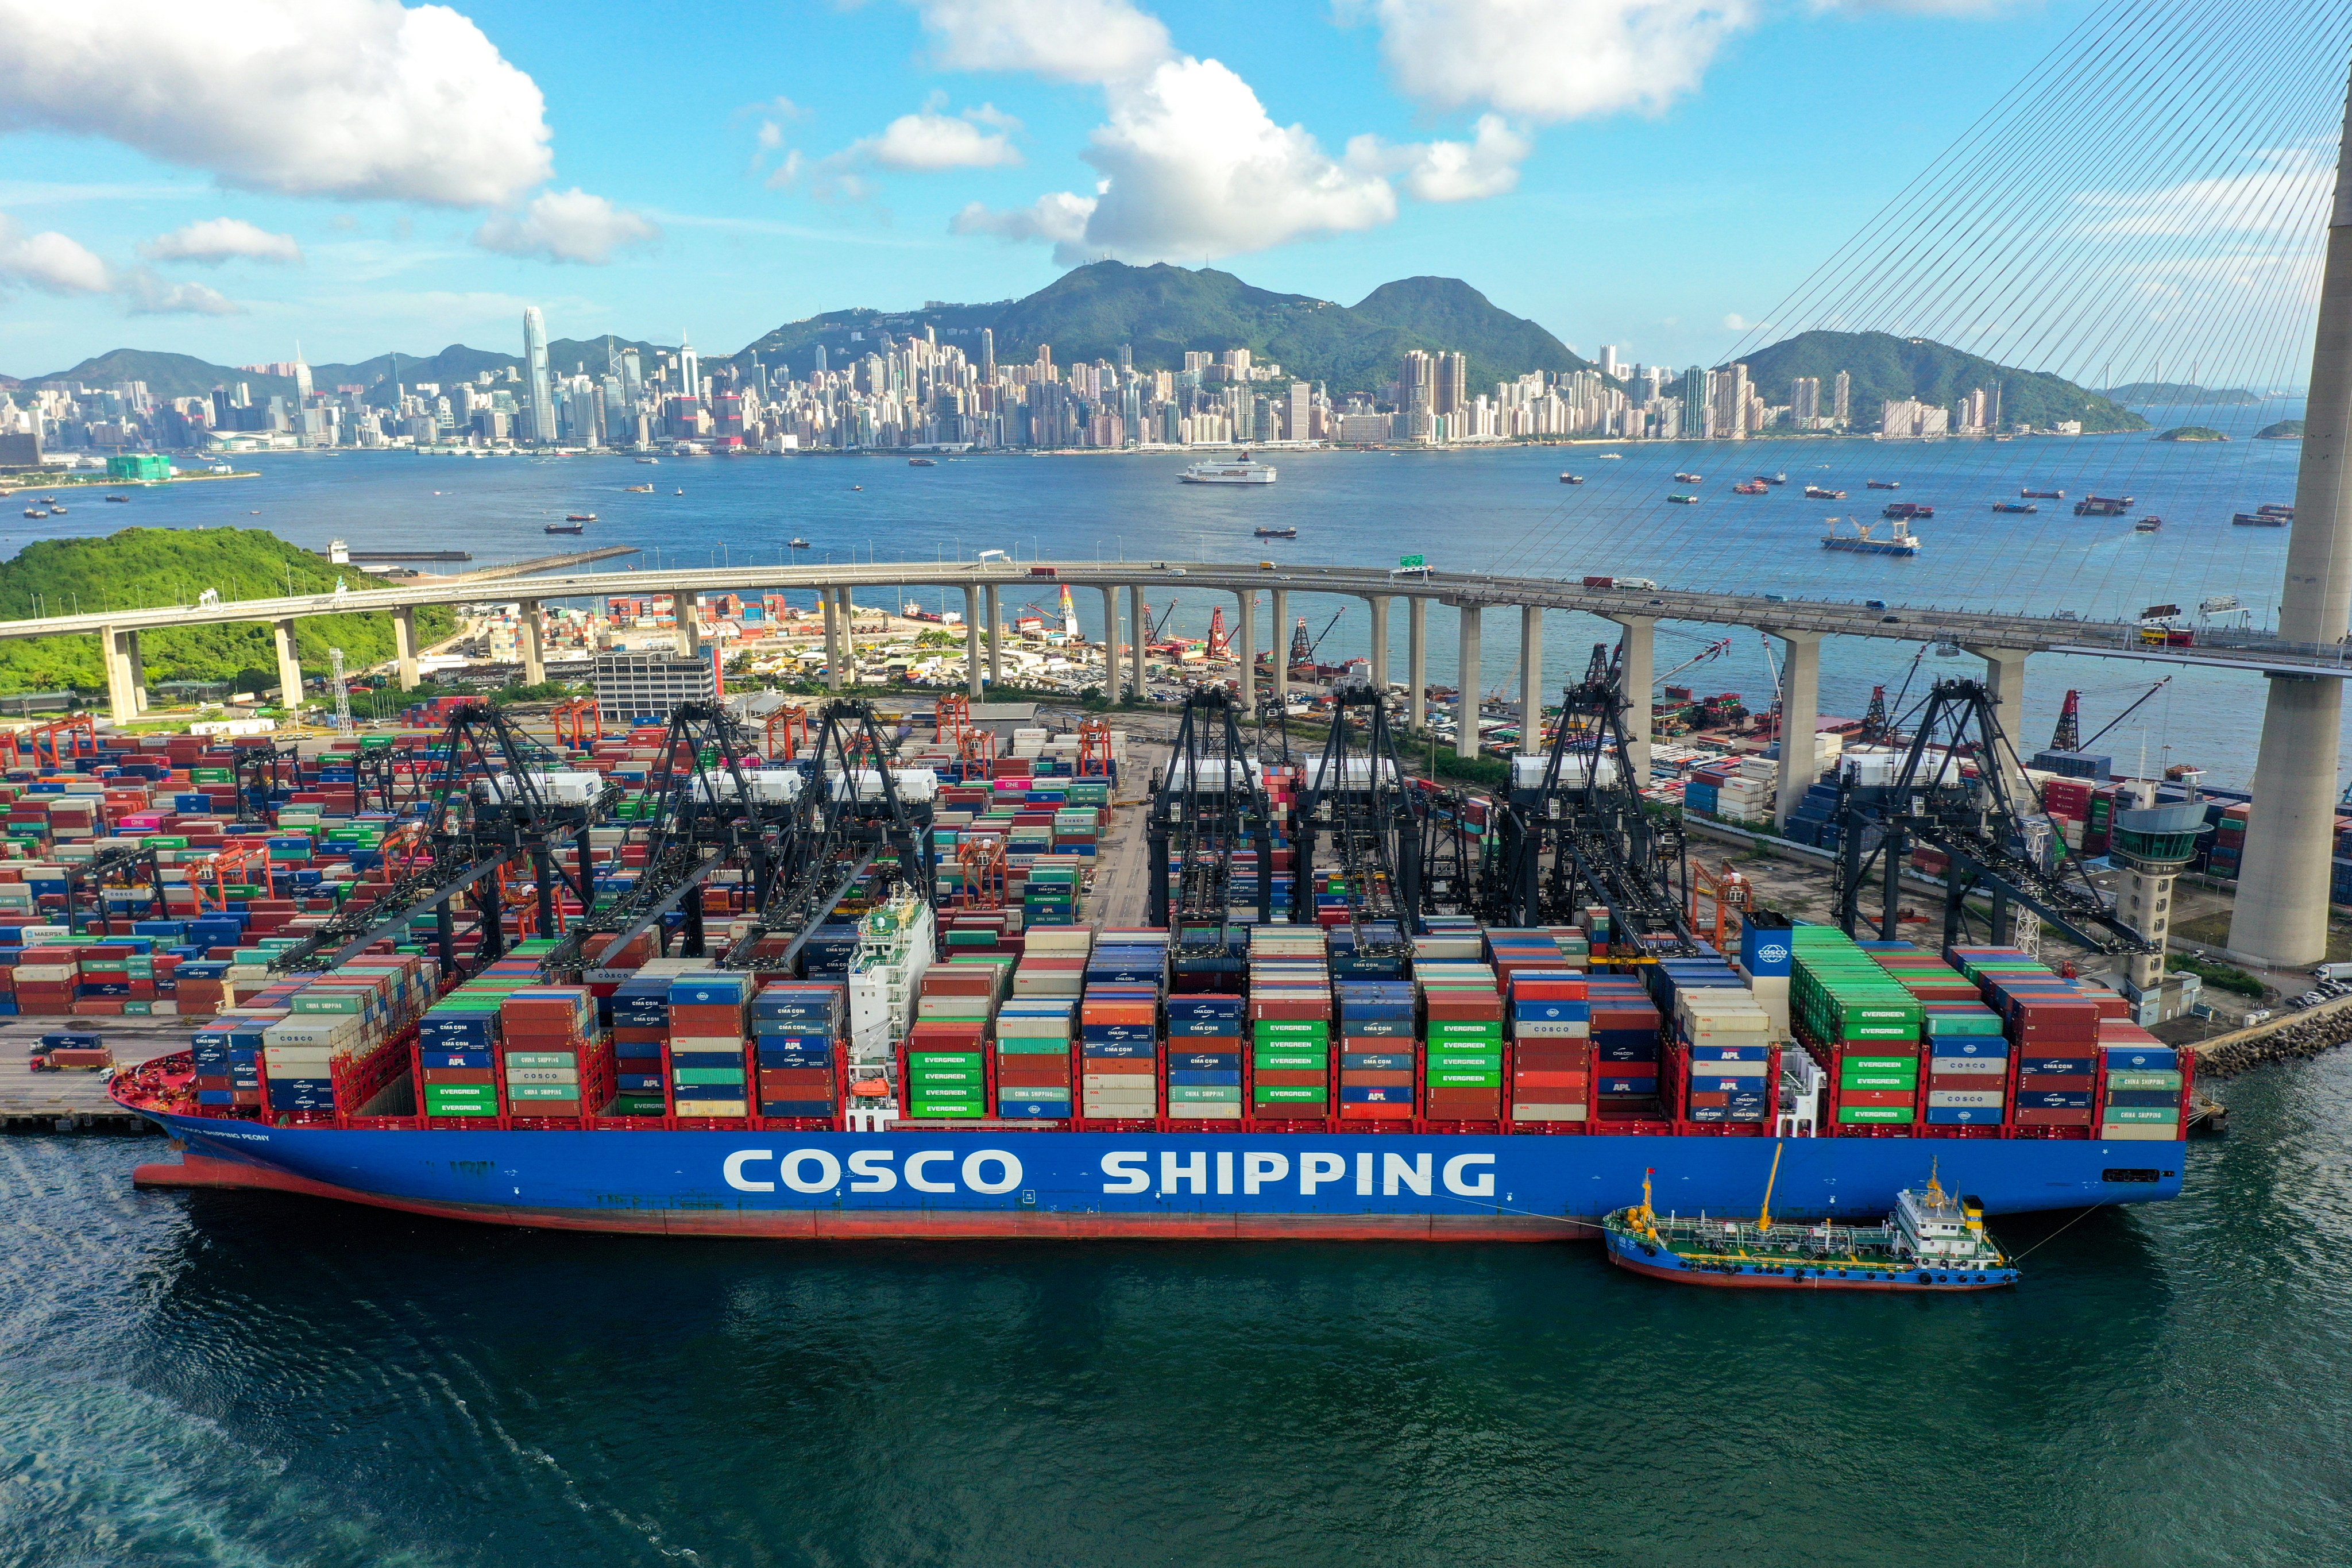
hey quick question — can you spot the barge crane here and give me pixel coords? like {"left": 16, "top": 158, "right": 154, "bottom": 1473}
{"left": 1830, "top": 677, "right": 2160, "bottom": 955}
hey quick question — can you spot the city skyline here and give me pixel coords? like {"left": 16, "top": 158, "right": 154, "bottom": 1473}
{"left": 0, "top": 0, "right": 2171, "bottom": 377}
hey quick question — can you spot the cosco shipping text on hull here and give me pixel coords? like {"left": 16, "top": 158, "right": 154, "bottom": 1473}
{"left": 137, "top": 1119, "right": 2183, "bottom": 1239}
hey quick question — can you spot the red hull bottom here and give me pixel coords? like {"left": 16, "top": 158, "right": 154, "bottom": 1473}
{"left": 133, "top": 1154, "right": 1601, "bottom": 1242}
{"left": 1606, "top": 1252, "right": 2013, "bottom": 1291}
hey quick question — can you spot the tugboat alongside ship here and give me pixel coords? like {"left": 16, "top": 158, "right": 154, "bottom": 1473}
{"left": 1604, "top": 1158, "right": 2019, "bottom": 1292}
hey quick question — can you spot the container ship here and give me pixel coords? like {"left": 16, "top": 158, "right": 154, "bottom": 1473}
{"left": 42, "top": 713, "right": 2185, "bottom": 1241}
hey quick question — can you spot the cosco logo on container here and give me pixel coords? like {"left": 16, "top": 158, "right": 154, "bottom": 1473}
{"left": 723, "top": 1148, "right": 1023, "bottom": 1195}
{"left": 1756, "top": 942, "right": 1790, "bottom": 964}
{"left": 1100, "top": 1150, "right": 1497, "bottom": 1199}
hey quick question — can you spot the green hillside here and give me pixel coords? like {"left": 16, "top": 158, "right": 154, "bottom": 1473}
{"left": 982, "top": 262, "right": 1589, "bottom": 393}
{"left": 2256, "top": 419, "right": 2306, "bottom": 439}
{"left": 0, "top": 528, "right": 455, "bottom": 696}
{"left": 2155, "top": 426, "right": 2229, "bottom": 441}
{"left": 733, "top": 300, "right": 1017, "bottom": 384}
{"left": 735, "top": 262, "right": 1590, "bottom": 394}
{"left": 11, "top": 349, "right": 300, "bottom": 404}
{"left": 1733, "top": 330, "right": 2146, "bottom": 434}
{"left": 2106, "top": 381, "right": 2264, "bottom": 406}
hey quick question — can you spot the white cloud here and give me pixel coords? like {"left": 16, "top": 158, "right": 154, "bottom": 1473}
{"left": 906, "top": 0, "right": 1171, "bottom": 83}
{"left": 1723, "top": 312, "right": 1748, "bottom": 329}
{"left": 952, "top": 191, "right": 1098, "bottom": 245}
{"left": 0, "top": 0, "right": 553, "bottom": 206}
{"left": 920, "top": 3, "right": 1522, "bottom": 264}
{"left": 474, "top": 188, "right": 659, "bottom": 264}
{"left": 2071, "top": 146, "right": 2335, "bottom": 240}
{"left": 1351, "top": 0, "right": 1756, "bottom": 121}
{"left": 142, "top": 217, "right": 302, "bottom": 265}
{"left": 0, "top": 215, "right": 111, "bottom": 293}
{"left": 122, "top": 269, "right": 242, "bottom": 315}
{"left": 1810, "top": 0, "right": 2012, "bottom": 13}
{"left": 1067, "top": 57, "right": 1398, "bottom": 263}
{"left": 856, "top": 109, "right": 1024, "bottom": 170}
{"left": 1348, "top": 114, "right": 1532, "bottom": 203}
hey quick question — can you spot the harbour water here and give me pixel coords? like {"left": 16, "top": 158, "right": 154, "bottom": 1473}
{"left": 3, "top": 1047, "right": 2349, "bottom": 1566}
{"left": 7, "top": 396, "right": 2324, "bottom": 788}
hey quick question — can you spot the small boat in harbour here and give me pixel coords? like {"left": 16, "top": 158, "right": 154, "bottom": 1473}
{"left": 2135, "top": 516, "right": 2162, "bottom": 532}
{"left": 1804, "top": 484, "right": 1848, "bottom": 500}
{"left": 1561, "top": 473, "right": 1584, "bottom": 484}
{"left": 909, "top": 457, "right": 938, "bottom": 468}
{"left": 788, "top": 537, "right": 811, "bottom": 550}
{"left": 1673, "top": 471, "right": 1704, "bottom": 483}
{"left": 1667, "top": 492, "right": 1700, "bottom": 505}
{"left": 1993, "top": 502, "right": 2038, "bottom": 514}
{"left": 624, "top": 483, "right": 654, "bottom": 492}
{"left": 1868, "top": 479, "right": 1900, "bottom": 490}
{"left": 1822, "top": 515, "right": 1922, "bottom": 556}
{"left": 1603, "top": 1156, "right": 2019, "bottom": 1292}
{"left": 1254, "top": 525, "right": 1299, "bottom": 539}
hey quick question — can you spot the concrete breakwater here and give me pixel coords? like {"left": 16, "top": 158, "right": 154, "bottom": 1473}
{"left": 2197, "top": 999, "right": 2352, "bottom": 1077}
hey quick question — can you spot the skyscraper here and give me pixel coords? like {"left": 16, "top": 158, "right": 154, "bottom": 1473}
{"left": 1791, "top": 376, "right": 1821, "bottom": 422}
{"left": 679, "top": 334, "right": 701, "bottom": 399}
{"left": 1436, "top": 352, "right": 1467, "bottom": 416}
{"left": 1833, "top": 370, "right": 1852, "bottom": 425}
{"left": 1287, "top": 380, "right": 1311, "bottom": 442}
{"left": 979, "top": 329, "right": 994, "bottom": 381}
{"left": 522, "top": 307, "right": 553, "bottom": 445}
{"left": 1401, "top": 350, "right": 1434, "bottom": 412}
{"left": 1599, "top": 345, "right": 1620, "bottom": 380}
{"left": 1710, "top": 361, "right": 1752, "bottom": 439}
{"left": 813, "top": 344, "right": 828, "bottom": 377}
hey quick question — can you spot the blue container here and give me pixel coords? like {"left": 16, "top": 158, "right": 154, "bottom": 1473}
{"left": 759, "top": 1100, "right": 836, "bottom": 1118}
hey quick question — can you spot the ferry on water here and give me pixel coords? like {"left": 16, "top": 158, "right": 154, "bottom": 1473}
{"left": 1181, "top": 453, "right": 1277, "bottom": 485}
{"left": 1604, "top": 1158, "right": 2019, "bottom": 1291}
{"left": 1805, "top": 484, "right": 1848, "bottom": 500}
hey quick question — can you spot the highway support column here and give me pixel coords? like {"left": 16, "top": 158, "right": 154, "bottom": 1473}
{"left": 272, "top": 619, "right": 304, "bottom": 713}
{"left": 1129, "top": 582, "right": 1148, "bottom": 700}
{"left": 1965, "top": 643, "right": 2032, "bottom": 811}
{"left": 99, "top": 626, "right": 137, "bottom": 725}
{"left": 835, "top": 588, "right": 856, "bottom": 686}
{"left": 125, "top": 631, "right": 146, "bottom": 715}
{"left": 1100, "top": 586, "right": 1121, "bottom": 702}
{"left": 519, "top": 600, "right": 546, "bottom": 687}
{"left": 1269, "top": 587, "right": 1289, "bottom": 709}
{"left": 1235, "top": 590, "right": 1257, "bottom": 709}
{"left": 1605, "top": 613, "right": 1655, "bottom": 786}
{"left": 984, "top": 584, "right": 1002, "bottom": 686}
{"left": 2229, "top": 59, "right": 2352, "bottom": 966}
{"left": 964, "top": 585, "right": 984, "bottom": 698}
{"left": 676, "top": 596, "right": 701, "bottom": 660}
{"left": 1455, "top": 603, "right": 1483, "bottom": 762}
{"left": 822, "top": 589, "right": 843, "bottom": 693}
{"left": 393, "top": 606, "right": 421, "bottom": 691}
{"left": 1517, "top": 605, "right": 1544, "bottom": 758}
{"left": 1365, "top": 594, "right": 1391, "bottom": 700}
{"left": 1770, "top": 629, "right": 1822, "bottom": 828}
{"left": 1407, "top": 596, "right": 1428, "bottom": 732}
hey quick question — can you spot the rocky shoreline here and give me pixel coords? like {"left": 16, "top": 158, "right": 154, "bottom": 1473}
{"left": 2199, "top": 1006, "right": 2352, "bottom": 1078}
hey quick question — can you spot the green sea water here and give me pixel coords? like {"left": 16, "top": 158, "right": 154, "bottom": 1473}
{"left": 4, "top": 1052, "right": 2350, "bottom": 1567}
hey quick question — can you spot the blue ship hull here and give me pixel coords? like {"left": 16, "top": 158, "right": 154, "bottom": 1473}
{"left": 132, "top": 1111, "right": 2185, "bottom": 1240}
{"left": 1602, "top": 1221, "right": 2022, "bottom": 1290}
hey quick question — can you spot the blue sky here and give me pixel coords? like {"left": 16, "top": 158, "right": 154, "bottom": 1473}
{"left": 0, "top": 0, "right": 2134, "bottom": 376}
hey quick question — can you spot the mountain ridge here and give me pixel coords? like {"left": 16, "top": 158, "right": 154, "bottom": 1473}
{"left": 1732, "top": 331, "right": 2146, "bottom": 434}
